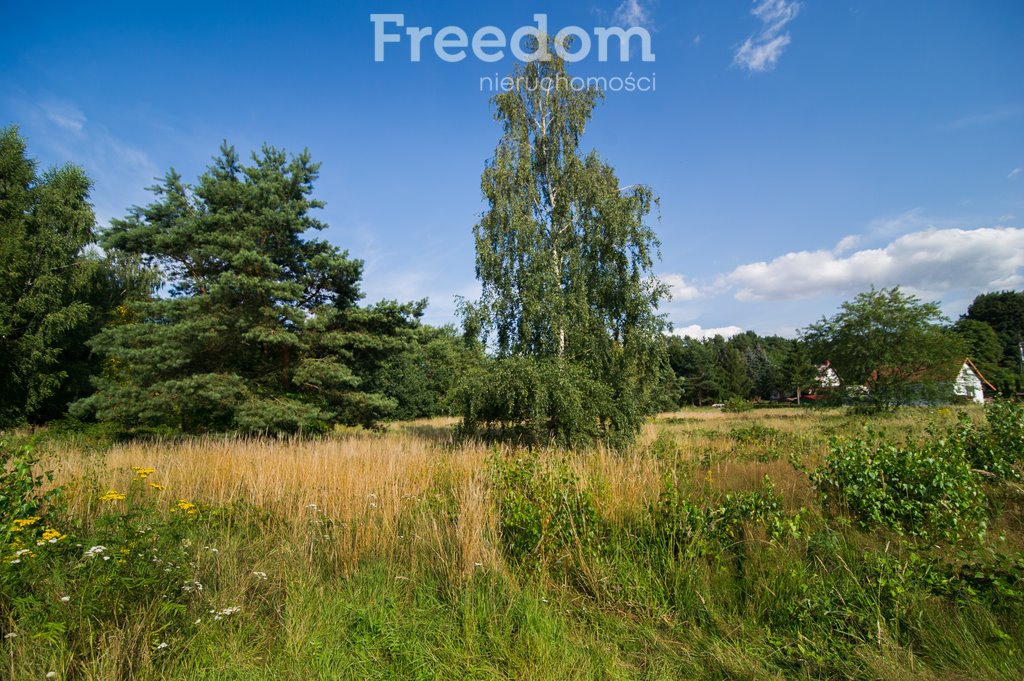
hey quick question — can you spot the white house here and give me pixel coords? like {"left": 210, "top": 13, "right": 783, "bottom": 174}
{"left": 953, "top": 358, "right": 996, "bottom": 404}
{"left": 816, "top": 361, "right": 841, "bottom": 389}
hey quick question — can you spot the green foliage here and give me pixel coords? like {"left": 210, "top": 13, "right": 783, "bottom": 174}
{"left": 0, "top": 442, "right": 62, "bottom": 542}
{"left": 803, "top": 286, "right": 964, "bottom": 409}
{"left": 461, "top": 41, "right": 668, "bottom": 449}
{"left": 77, "top": 143, "right": 419, "bottom": 434}
{"left": 811, "top": 429, "right": 988, "bottom": 540}
{"left": 373, "top": 324, "right": 482, "bottom": 419}
{"left": 957, "top": 399, "right": 1024, "bottom": 481}
{"left": 489, "top": 450, "right": 603, "bottom": 568}
{"left": 458, "top": 357, "right": 611, "bottom": 448}
{"left": 782, "top": 338, "right": 818, "bottom": 403}
{"left": 665, "top": 332, "right": 803, "bottom": 406}
{"left": 964, "top": 290, "right": 1024, "bottom": 371}
{"left": 0, "top": 126, "right": 148, "bottom": 426}
{"left": 723, "top": 397, "right": 754, "bottom": 413}
{"left": 651, "top": 475, "right": 790, "bottom": 556}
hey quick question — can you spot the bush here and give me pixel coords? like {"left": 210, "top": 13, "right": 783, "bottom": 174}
{"left": 651, "top": 475, "right": 790, "bottom": 556}
{"left": 811, "top": 430, "right": 988, "bottom": 541}
{"left": 488, "top": 450, "right": 603, "bottom": 569}
{"left": 723, "top": 397, "right": 754, "bottom": 413}
{"left": 457, "top": 357, "right": 611, "bottom": 448}
{"left": 961, "top": 399, "right": 1024, "bottom": 481}
{"left": 0, "top": 441, "right": 62, "bottom": 533}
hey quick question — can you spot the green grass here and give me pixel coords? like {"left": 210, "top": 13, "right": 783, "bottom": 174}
{"left": 3, "top": 405, "right": 1023, "bottom": 679}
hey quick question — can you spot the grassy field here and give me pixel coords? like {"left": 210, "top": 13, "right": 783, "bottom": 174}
{"left": 3, "top": 406, "right": 1024, "bottom": 680}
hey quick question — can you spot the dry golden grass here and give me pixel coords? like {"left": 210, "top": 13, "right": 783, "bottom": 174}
{"left": 37, "top": 407, "right": 962, "bottom": 576}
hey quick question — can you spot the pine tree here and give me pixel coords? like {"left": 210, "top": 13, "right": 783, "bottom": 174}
{"left": 76, "top": 143, "right": 418, "bottom": 433}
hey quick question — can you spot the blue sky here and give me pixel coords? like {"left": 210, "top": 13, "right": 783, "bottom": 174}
{"left": 2, "top": 0, "right": 1022, "bottom": 338}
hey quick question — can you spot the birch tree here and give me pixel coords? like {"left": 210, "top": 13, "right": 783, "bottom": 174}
{"left": 462, "top": 43, "right": 668, "bottom": 447}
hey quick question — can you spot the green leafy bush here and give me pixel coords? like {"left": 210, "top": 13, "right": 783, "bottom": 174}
{"left": 651, "top": 475, "right": 790, "bottom": 556}
{"left": 723, "top": 397, "right": 754, "bottom": 413}
{"left": 488, "top": 450, "right": 603, "bottom": 568}
{"left": 458, "top": 357, "right": 611, "bottom": 448}
{"left": 960, "top": 400, "right": 1024, "bottom": 481}
{"left": 811, "top": 430, "right": 988, "bottom": 541}
{"left": 0, "top": 441, "right": 62, "bottom": 537}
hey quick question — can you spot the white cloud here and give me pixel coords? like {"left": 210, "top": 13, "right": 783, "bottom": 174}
{"left": 733, "top": 0, "right": 802, "bottom": 73}
{"left": 661, "top": 273, "right": 701, "bottom": 301}
{"left": 1010, "top": 167, "right": 1022, "bottom": 179}
{"left": 832, "top": 235, "right": 861, "bottom": 254}
{"left": 40, "top": 101, "right": 87, "bottom": 133}
{"left": 721, "top": 226, "right": 1024, "bottom": 302}
{"left": 612, "top": 0, "right": 653, "bottom": 28}
{"left": 672, "top": 324, "right": 744, "bottom": 340}
{"left": 946, "top": 106, "right": 1023, "bottom": 130}
{"left": 14, "top": 97, "right": 159, "bottom": 226}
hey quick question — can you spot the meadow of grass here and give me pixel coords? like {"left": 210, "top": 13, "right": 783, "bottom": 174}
{"left": 3, "top": 405, "right": 1024, "bottom": 680}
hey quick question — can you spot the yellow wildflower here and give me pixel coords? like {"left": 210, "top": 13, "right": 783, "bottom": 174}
{"left": 12, "top": 517, "right": 41, "bottom": 530}
{"left": 175, "top": 500, "right": 198, "bottom": 516}
{"left": 99, "top": 490, "right": 127, "bottom": 502}
{"left": 149, "top": 483, "right": 166, "bottom": 491}
{"left": 131, "top": 466, "right": 156, "bottom": 480}
{"left": 36, "top": 528, "right": 65, "bottom": 546}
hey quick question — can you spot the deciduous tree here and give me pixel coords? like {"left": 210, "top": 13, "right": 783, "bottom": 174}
{"left": 460, "top": 43, "right": 668, "bottom": 447}
{"left": 802, "top": 287, "right": 962, "bottom": 408}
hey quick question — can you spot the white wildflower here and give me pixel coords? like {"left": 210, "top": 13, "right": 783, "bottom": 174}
{"left": 153, "top": 641, "right": 169, "bottom": 651}
{"left": 3, "top": 632, "right": 15, "bottom": 639}
{"left": 46, "top": 673, "right": 57, "bottom": 679}
{"left": 213, "top": 606, "right": 241, "bottom": 620}
{"left": 252, "top": 571, "right": 268, "bottom": 580}
{"left": 60, "top": 596, "right": 71, "bottom": 603}
{"left": 181, "top": 580, "right": 203, "bottom": 593}
{"left": 84, "top": 546, "right": 107, "bottom": 558}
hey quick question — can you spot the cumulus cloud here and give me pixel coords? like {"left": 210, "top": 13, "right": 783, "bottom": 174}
{"left": 734, "top": 0, "right": 802, "bottom": 72}
{"left": 721, "top": 226, "right": 1024, "bottom": 302}
{"left": 672, "top": 325, "right": 744, "bottom": 340}
{"left": 1010, "top": 167, "right": 1022, "bottom": 179}
{"left": 612, "top": 0, "right": 653, "bottom": 28}
{"left": 661, "top": 273, "right": 702, "bottom": 301}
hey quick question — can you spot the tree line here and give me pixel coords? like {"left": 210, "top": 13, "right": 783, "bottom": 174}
{"left": 2, "top": 46, "right": 1021, "bottom": 446}
{"left": 663, "top": 286, "right": 1024, "bottom": 410}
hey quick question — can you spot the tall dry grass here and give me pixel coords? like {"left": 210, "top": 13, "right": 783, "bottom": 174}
{"left": 36, "top": 407, "right": 945, "bottom": 575}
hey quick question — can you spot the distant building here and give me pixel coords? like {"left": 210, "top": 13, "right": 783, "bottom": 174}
{"left": 816, "top": 361, "right": 841, "bottom": 389}
{"left": 953, "top": 358, "right": 996, "bottom": 404}
{"left": 789, "top": 361, "right": 841, "bottom": 402}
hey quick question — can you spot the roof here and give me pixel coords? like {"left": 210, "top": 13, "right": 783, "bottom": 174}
{"left": 962, "top": 357, "right": 997, "bottom": 393}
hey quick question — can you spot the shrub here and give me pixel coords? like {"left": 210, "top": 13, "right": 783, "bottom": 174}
{"left": 651, "top": 475, "right": 790, "bottom": 556}
{"left": 488, "top": 450, "right": 603, "bottom": 568}
{"left": 961, "top": 399, "right": 1024, "bottom": 481}
{"left": 723, "top": 397, "right": 754, "bottom": 413}
{"left": 457, "top": 357, "right": 611, "bottom": 448}
{"left": 811, "top": 430, "right": 988, "bottom": 541}
{"left": 0, "top": 441, "right": 62, "bottom": 536}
